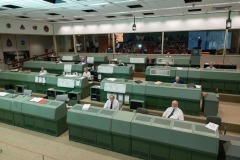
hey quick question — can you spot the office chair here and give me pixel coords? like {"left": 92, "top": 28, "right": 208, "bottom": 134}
{"left": 136, "top": 107, "right": 147, "bottom": 114}
{"left": 23, "top": 89, "right": 32, "bottom": 97}
{"left": 7, "top": 89, "right": 15, "bottom": 94}
{"left": 206, "top": 116, "right": 227, "bottom": 135}
{"left": 56, "top": 94, "right": 69, "bottom": 103}
{"left": 119, "top": 102, "right": 123, "bottom": 110}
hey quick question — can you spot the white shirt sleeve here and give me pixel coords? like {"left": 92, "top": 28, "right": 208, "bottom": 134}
{"left": 104, "top": 100, "right": 109, "bottom": 109}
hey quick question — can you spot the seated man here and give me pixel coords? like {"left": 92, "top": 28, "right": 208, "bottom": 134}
{"left": 104, "top": 95, "right": 119, "bottom": 110}
{"left": 206, "top": 62, "right": 216, "bottom": 69}
{"left": 56, "top": 57, "right": 62, "bottom": 63}
{"left": 118, "top": 60, "right": 125, "bottom": 66}
{"left": 172, "top": 76, "right": 184, "bottom": 84}
{"left": 39, "top": 67, "right": 47, "bottom": 74}
{"left": 82, "top": 67, "right": 91, "bottom": 80}
{"left": 162, "top": 100, "right": 184, "bottom": 120}
{"left": 80, "top": 57, "right": 86, "bottom": 64}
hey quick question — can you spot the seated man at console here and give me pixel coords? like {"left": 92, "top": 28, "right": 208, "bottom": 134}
{"left": 206, "top": 62, "right": 216, "bottom": 69}
{"left": 172, "top": 76, "right": 184, "bottom": 84}
{"left": 55, "top": 57, "right": 62, "bottom": 63}
{"left": 104, "top": 95, "right": 119, "bottom": 110}
{"left": 39, "top": 67, "right": 47, "bottom": 74}
{"left": 162, "top": 100, "right": 184, "bottom": 120}
{"left": 165, "top": 62, "right": 170, "bottom": 67}
{"left": 80, "top": 57, "right": 86, "bottom": 64}
{"left": 82, "top": 67, "right": 91, "bottom": 80}
{"left": 118, "top": 60, "right": 125, "bottom": 66}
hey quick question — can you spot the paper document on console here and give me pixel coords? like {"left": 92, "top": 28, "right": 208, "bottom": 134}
{"left": 205, "top": 122, "right": 219, "bottom": 131}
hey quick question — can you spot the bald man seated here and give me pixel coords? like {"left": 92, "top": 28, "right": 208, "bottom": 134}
{"left": 162, "top": 100, "right": 184, "bottom": 120}
{"left": 104, "top": 95, "right": 119, "bottom": 110}
{"left": 39, "top": 67, "right": 47, "bottom": 74}
{"left": 82, "top": 67, "right": 92, "bottom": 80}
{"left": 172, "top": 76, "right": 184, "bottom": 84}
{"left": 206, "top": 62, "right": 216, "bottom": 69}
{"left": 118, "top": 60, "right": 125, "bottom": 66}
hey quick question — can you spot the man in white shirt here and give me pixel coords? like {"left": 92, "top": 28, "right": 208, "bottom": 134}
{"left": 104, "top": 95, "right": 119, "bottom": 110}
{"left": 39, "top": 67, "right": 47, "bottom": 74}
{"left": 118, "top": 60, "right": 125, "bottom": 66}
{"left": 56, "top": 58, "right": 62, "bottom": 63}
{"left": 162, "top": 100, "right": 184, "bottom": 120}
{"left": 206, "top": 62, "right": 216, "bottom": 69}
{"left": 80, "top": 57, "right": 86, "bottom": 64}
{"left": 82, "top": 67, "right": 91, "bottom": 80}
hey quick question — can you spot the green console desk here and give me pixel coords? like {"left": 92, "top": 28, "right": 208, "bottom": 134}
{"left": 60, "top": 54, "right": 80, "bottom": 62}
{"left": 146, "top": 66, "right": 240, "bottom": 94}
{"left": 67, "top": 104, "right": 219, "bottom": 160}
{"left": 117, "top": 55, "right": 147, "bottom": 72}
{"left": 23, "top": 61, "right": 87, "bottom": 74}
{"left": 100, "top": 78, "right": 201, "bottom": 115}
{"left": 131, "top": 113, "right": 219, "bottom": 160}
{"left": 0, "top": 94, "right": 68, "bottom": 136}
{"left": 86, "top": 55, "right": 108, "bottom": 67}
{"left": 0, "top": 71, "right": 91, "bottom": 98}
{"left": 155, "top": 56, "right": 191, "bottom": 67}
{"left": 67, "top": 104, "right": 117, "bottom": 149}
{"left": 97, "top": 64, "right": 133, "bottom": 80}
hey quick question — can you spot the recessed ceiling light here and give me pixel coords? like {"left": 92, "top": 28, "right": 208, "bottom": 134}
{"left": 184, "top": 0, "right": 202, "bottom": 3}
{"left": 43, "top": 0, "right": 65, "bottom": 4}
{"left": 127, "top": 4, "right": 143, "bottom": 9}
{"left": 47, "top": 13, "right": 60, "bottom": 16}
{"left": 188, "top": 9, "right": 201, "bottom": 12}
{"left": 2, "top": 5, "right": 22, "bottom": 9}
{"left": 106, "top": 16, "right": 116, "bottom": 18}
{"left": 17, "top": 16, "right": 29, "bottom": 18}
{"left": 82, "top": 9, "right": 97, "bottom": 13}
{"left": 74, "top": 18, "right": 84, "bottom": 20}
{"left": 143, "top": 12, "right": 154, "bottom": 15}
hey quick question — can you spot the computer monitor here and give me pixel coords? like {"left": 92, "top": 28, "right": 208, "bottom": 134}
{"left": 16, "top": 86, "right": 23, "bottom": 93}
{"left": 130, "top": 100, "right": 143, "bottom": 110}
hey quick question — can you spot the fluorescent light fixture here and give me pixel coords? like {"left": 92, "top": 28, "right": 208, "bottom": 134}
{"left": 114, "top": 0, "right": 139, "bottom": 4}
{"left": 90, "top": 2, "right": 109, "bottom": 6}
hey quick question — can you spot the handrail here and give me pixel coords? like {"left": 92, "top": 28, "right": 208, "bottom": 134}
{"left": 7, "top": 51, "right": 55, "bottom": 66}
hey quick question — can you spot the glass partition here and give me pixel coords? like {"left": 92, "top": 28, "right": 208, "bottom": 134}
{"left": 56, "top": 35, "right": 74, "bottom": 52}
{"left": 115, "top": 32, "right": 162, "bottom": 54}
{"left": 75, "top": 34, "right": 113, "bottom": 53}
{"left": 228, "top": 29, "right": 240, "bottom": 54}
{"left": 164, "top": 31, "right": 189, "bottom": 54}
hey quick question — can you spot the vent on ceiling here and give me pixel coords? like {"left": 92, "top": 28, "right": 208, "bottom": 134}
{"left": 58, "top": 19, "right": 71, "bottom": 21}
{"left": 74, "top": 18, "right": 84, "bottom": 20}
{"left": 121, "top": 14, "right": 133, "bottom": 17}
{"left": 48, "top": 20, "right": 58, "bottom": 22}
{"left": 127, "top": 4, "right": 143, "bottom": 8}
{"left": 212, "top": 6, "right": 232, "bottom": 11}
{"left": 188, "top": 9, "right": 201, "bottom": 12}
{"left": 184, "top": 0, "right": 202, "bottom": 3}
{"left": 47, "top": 13, "right": 60, "bottom": 16}
{"left": 106, "top": 16, "right": 116, "bottom": 18}
{"left": 82, "top": 9, "right": 97, "bottom": 12}
{"left": 17, "top": 16, "right": 29, "bottom": 18}
{"left": 2, "top": 5, "right": 22, "bottom": 9}
{"left": 143, "top": 12, "right": 154, "bottom": 15}
{"left": 43, "top": 0, "right": 65, "bottom": 4}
